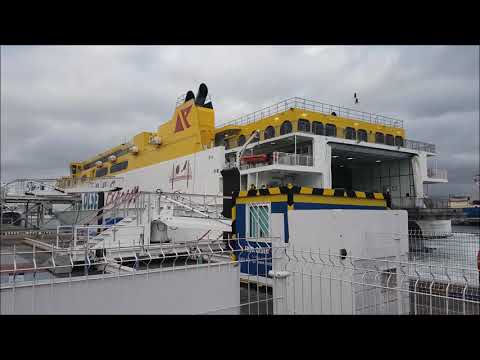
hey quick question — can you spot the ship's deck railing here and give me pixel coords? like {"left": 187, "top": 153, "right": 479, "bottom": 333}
{"left": 404, "top": 139, "right": 436, "bottom": 153}
{"left": 427, "top": 167, "right": 448, "bottom": 180}
{"left": 273, "top": 152, "right": 313, "bottom": 167}
{"left": 2, "top": 233, "right": 479, "bottom": 315}
{"left": 221, "top": 97, "right": 404, "bottom": 129}
{"left": 237, "top": 152, "right": 314, "bottom": 171}
{"left": 56, "top": 176, "right": 125, "bottom": 190}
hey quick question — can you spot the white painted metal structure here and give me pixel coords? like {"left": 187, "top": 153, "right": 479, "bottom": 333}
{"left": 1, "top": 233, "right": 478, "bottom": 315}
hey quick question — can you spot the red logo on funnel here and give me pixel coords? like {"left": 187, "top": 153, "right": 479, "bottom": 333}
{"left": 174, "top": 105, "right": 192, "bottom": 133}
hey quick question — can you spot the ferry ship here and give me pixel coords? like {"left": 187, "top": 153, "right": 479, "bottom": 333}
{"left": 51, "top": 83, "right": 448, "bottom": 233}
{"left": 6, "top": 83, "right": 479, "bottom": 317}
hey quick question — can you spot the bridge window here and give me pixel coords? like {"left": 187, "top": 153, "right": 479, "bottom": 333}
{"left": 312, "top": 121, "right": 324, "bottom": 135}
{"left": 264, "top": 126, "right": 275, "bottom": 140}
{"left": 280, "top": 120, "right": 292, "bottom": 135}
{"left": 95, "top": 167, "right": 108, "bottom": 178}
{"left": 325, "top": 123, "right": 337, "bottom": 137}
{"left": 385, "top": 134, "right": 394, "bottom": 146}
{"left": 250, "top": 131, "right": 259, "bottom": 142}
{"left": 297, "top": 119, "right": 310, "bottom": 132}
{"left": 357, "top": 129, "right": 368, "bottom": 142}
{"left": 238, "top": 135, "right": 246, "bottom": 147}
{"left": 375, "top": 132, "right": 385, "bottom": 144}
{"left": 395, "top": 135, "right": 404, "bottom": 147}
{"left": 345, "top": 127, "right": 356, "bottom": 140}
{"left": 110, "top": 161, "right": 128, "bottom": 174}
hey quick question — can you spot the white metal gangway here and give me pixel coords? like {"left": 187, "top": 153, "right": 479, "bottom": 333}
{"left": 1, "top": 178, "right": 67, "bottom": 197}
{"left": 53, "top": 191, "right": 232, "bottom": 261}
{"left": 156, "top": 191, "right": 229, "bottom": 222}
{"left": 1, "top": 178, "right": 82, "bottom": 230}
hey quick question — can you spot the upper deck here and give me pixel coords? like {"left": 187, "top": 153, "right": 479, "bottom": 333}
{"left": 216, "top": 97, "right": 435, "bottom": 154}
{"left": 222, "top": 97, "right": 403, "bottom": 129}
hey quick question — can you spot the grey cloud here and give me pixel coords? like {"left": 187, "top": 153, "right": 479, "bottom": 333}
{"left": 1, "top": 45, "right": 479, "bottom": 198}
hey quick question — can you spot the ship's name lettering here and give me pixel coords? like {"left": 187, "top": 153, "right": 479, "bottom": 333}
{"left": 105, "top": 186, "right": 139, "bottom": 207}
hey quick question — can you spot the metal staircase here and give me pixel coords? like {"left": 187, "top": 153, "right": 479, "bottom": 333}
{"left": 65, "top": 191, "right": 231, "bottom": 256}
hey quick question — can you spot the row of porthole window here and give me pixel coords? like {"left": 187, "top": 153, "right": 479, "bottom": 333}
{"left": 231, "top": 119, "right": 403, "bottom": 147}
{"left": 82, "top": 149, "right": 130, "bottom": 171}
{"left": 94, "top": 161, "right": 129, "bottom": 178}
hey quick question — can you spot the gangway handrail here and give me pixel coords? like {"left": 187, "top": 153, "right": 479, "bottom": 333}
{"left": 1, "top": 178, "right": 66, "bottom": 196}
{"left": 157, "top": 192, "right": 231, "bottom": 227}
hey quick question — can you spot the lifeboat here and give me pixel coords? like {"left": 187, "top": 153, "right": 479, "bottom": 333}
{"left": 240, "top": 154, "right": 268, "bottom": 165}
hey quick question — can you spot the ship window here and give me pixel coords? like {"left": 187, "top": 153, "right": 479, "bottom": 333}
{"left": 250, "top": 131, "right": 260, "bottom": 142}
{"left": 112, "top": 148, "right": 129, "bottom": 158}
{"left": 297, "top": 119, "right": 310, "bottom": 132}
{"left": 375, "top": 132, "right": 385, "bottom": 144}
{"left": 264, "top": 126, "right": 275, "bottom": 140}
{"left": 248, "top": 204, "right": 270, "bottom": 238}
{"left": 395, "top": 135, "right": 404, "bottom": 147}
{"left": 215, "top": 133, "right": 225, "bottom": 147}
{"left": 312, "top": 121, "right": 324, "bottom": 135}
{"left": 110, "top": 161, "right": 128, "bottom": 173}
{"left": 357, "top": 129, "right": 368, "bottom": 142}
{"left": 95, "top": 167, "right": 108, "bottom": 178}
{"left": 238, "top": 135, "right": 246, "bottom": 147}
{"left": 224, "top": 138, "right": 230, "bottom": 150}
{"left": 385, "top": 134, "right": 394, "bottom": 146}
{"left": 84, "top": 162, "right": 95, "bottom": 171}
{"left": 345, "top": 127, "right": 356, "bottom": 140}
{"left": 325, "top": 123, "right": 337, "bottom": 137}
{"left": 280, "top": 120, "right": 292, "bottom": 135}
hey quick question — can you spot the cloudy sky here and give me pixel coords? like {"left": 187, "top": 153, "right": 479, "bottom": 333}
{"left": 1, "top": 46, "right": 478, "bottom": 197}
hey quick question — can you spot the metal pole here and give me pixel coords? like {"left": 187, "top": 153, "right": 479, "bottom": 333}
{"left": 294, "top": 135, "right": 297, "bottom": 165}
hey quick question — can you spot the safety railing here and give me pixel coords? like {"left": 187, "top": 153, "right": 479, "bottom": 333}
{"left": 221, "top": 97, "right": 404, "bottom": 129}
{"left": 157, "top": 191, "right": 228, "bottom": 221}
{"left": 1, "top": 178, "right": 62, "bottom": 196}
{"left": 407, "top": 230, "right": 479, "bottom": 270}
{"left": 273, "top": 152, "right": 313, "bottom": 167}
{"left": 56, "top": 176, "right": 125, "bottom": 191}
{"left": 238, "top": 152, "right": 313, "bottom": 171}
{"left": 404, "top": 139, "right": 436, "bottom": 153}
{"left": 390, "top": 196, "right": 450, "bottom": 209}
{"left": 2, "top": 230, "right": 478, "bottom": 315}
{"left": 270, "top": 245, "right": 479, "bottom": 315}
{"left": 55, "top": 223, "right": 146, "bottom": 250}
{"left": 427, "top": 167, "right": 448, "bottom": 180}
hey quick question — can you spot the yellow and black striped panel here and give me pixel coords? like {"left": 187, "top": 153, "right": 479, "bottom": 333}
{"left": 233, "top": 184, "right": 386, "bottom": 207}
{"left": 234, "top": 185, "right": 384, "bottom": 199}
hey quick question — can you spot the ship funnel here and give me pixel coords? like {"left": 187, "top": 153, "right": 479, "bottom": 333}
{"left": 184, "top": 90, "right": 195, "bottom": 103}
{"left": 195, "top": 83, "right": 208, "bottom": 106}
